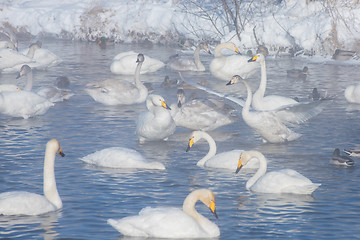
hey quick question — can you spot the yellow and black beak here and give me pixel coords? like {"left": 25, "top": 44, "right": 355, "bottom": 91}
{"left": 248, "top": 55, "right": 258, "bottom": 63}
{"left": 234, "top": 46, "right": 240, "bottom": 54}
{"left": 186, "top": 137, "right": 194, "bottom": 152}
{"left": 235, "top": 155, "right": 243, "bottom": 174}
{"left": 226, "top": 75, "right": 240, "bottom": 85}
{"left": 209, "top": 200, "right": 218, "bottom": 219}
{"left": 58, "top": 147, "right": 65, "bottom": 157}
{"left": 161, "top": 100, "right": 171, "bottom": 110}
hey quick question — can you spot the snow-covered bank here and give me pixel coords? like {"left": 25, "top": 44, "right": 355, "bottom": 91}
{"left": 0, "top": 0, "right": 359, "bottom": 57}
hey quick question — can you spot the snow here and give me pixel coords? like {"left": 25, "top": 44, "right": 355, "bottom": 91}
{"left": 0, "top": 0, "right": 359, "bottom": 57}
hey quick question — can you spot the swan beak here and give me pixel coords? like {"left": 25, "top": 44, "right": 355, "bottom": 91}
{"left": 186, "top": 137, "right": 194, "bottom": 152}
{"left": 58, "top": 147, "right": 65, "bottom": 157}
{"left": 226, "top": 75, "right": 240, "bottom": 85}
{"left": 235, "top": 156, "right": 243, "bottom": 174}
{"left": 209, "top": 200, "right": 218, "bottom": 219}
{"left": 161, "top": 100, "right": 171, "bottom": 110}
{"left": 234, "top": 46, "right": 240, "bottom": 54}
{"left": 248, "top": 55, "right": 258, "bottom": 62}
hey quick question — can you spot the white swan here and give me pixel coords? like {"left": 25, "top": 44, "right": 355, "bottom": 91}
{"left": 186, "top": 130, "right": 258, "bottom": 169}
{"left": 209, "top": 42, "right": 259, "bottom": 81}
{"left": 2, "top": 41, "right": 62, "bottom": 72}
{"left": 107, "top": 189, "right": 220, "bottom": 238}
{"left": 0, "top": 139, "right": 65, "bottom": 215}
{"left": 247, "top": 53, "right": 299, "bottom": 110}
{"left": 239, "top": 80, "right": 301, "bottom": 143}
{"left": 136, "top": 94, "right": 176, "bottom": 143}
{"left": 167, "top": 43, "right": 211, "bottom": 71}
{"left": 0, "top": 45, "right": 34, "bottom": 71}
{"left": 81, "top": 147, "right": 165, "bottom": 170}
{"left": 236, "top": 150, "right": 321, "bottom": 194}
{"left": 110, "top": 50, "right": 164, "bottom": 75}
{"left": 0, "top": 66, "right": 54, "bottom": 119}
{"left": 345, "top": 82, "right": 360, "bottom": 104}
{"left": 170, "top": 89, "right": 238, "bottom": 131}
{"left": 86, "top": 53, "right": 148, "bottom": 105}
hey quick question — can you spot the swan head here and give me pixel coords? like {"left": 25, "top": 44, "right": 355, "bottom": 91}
{"left": 199, "top": 42, "right": 212, "bottom": 55}
{"left": 190, "top": 189, "right": 218, "bottom": 219}
{"left": 248, "top": 53, "right": 265, "bottom": 63}
{"left": 186, "top": 131, "right": 206, "bottom": 152}
{"left": 226, "top": 75, "right": 242, "bottom": 85}
{"left": 235, "top": 151, "right": 258, "bottom": 173}
{"left": 29, "top": 40, "right": 42, "bottom": 49}
{"left": 136, "top": 53, "right": 145, "bottom": 63}
{"left": 47, "top": 139, "right": 65, "bottom": 157}
{"left": 147, "top": 94, "right": 171, "bottom": 110}
{"left": 16, "top": 65, "right": 32, "bottom": 79}
{"left": 177, "top": 89, "right": 185, "bottom": 108}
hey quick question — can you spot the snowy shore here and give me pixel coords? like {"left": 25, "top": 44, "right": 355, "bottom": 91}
{"left": 0, "top": 0, "right": 359, "bottom": 57}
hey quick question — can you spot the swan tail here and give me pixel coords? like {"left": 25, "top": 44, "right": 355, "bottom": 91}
{"left": 283, "top": 183, "right": 321, "bottom": 194}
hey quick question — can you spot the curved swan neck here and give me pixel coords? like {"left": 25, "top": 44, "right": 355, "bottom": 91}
{"left": 134, "top": 60, "right": 145, "bottom": 88}
{"left": 253, "top": 60, "right": 267, "bottom": 101}
{"left": 193, "top": 46, "right": 204, "bottom": 70}
{"left": 197, "top": 132, "right": 217, "bottom": 166}
{"left": 26, "top": 45, "right": 39, "bottom": 58}
{"left": 245, "top": 151, "right": 267, "bottom": 190}
{"left": 214, "top": 43, "right": 228, "bottom": 58}
{"left": 182, "top": 190, "right": 207, "bottom": 222}
{"left": 242, "top": 81, "right": 252, "bottom": 115}
{"left": 24, "top": 71, "right": 33, "bottom": 91}
{"left": 43, "top": 143, "right": 62, "bottom": 209}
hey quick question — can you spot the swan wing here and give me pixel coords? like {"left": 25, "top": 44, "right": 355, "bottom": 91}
{"left": 274, "top": 99, "right": 330, "bottom": 125}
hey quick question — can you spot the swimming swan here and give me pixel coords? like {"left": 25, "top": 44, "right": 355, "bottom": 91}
{"left": 136, "top": 94, "right": 176, "bottom": 143}
{"left": 238, "top": 80, "right": 301, "bottom": 143}
{"left": 167, "top": 43, "right": 211, "bottom": 71}
{"left": 209, "top": 42, "right": 259, "bottom": 81}
{"left": 0, "top": 66, "right": 54, "bottom": 119}
{"left": 86, "top": 53, "right": 148, "bottom": 105}
{"left": 107, "top": 189, "right": 220, "bottom": 238}
{"left": 345, "top": 82, "right": 360, "bottom": 104}
{"left": 110, "top": 50, "right": 164, "bottom": 75}
{"left": 170, "top": 89, "right": 238, "bottom": 131}
{"left": 228, "top": 74, "right": 327, "bottom": 126}
{"left": 236, "top": 150, "right": 321, "bottom": 194}
{"left": 0, "top": 139, "right": 65, "bottom": 215}
{"left": 247, "top": 53, "right": 299, "bottom": 111}
{"left": 186, "top": 130, "right": 258, "bottom": 169}
{"left": 81, "top": 147, "right": 165, "bottom": 170}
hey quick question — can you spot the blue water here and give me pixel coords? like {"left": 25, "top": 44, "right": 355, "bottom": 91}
{"left": 0, "top": 39, "right": 360, "bottom": 239}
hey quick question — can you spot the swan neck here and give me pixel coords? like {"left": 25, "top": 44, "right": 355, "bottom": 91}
{"left": 134, "top": 61, "right": 144, "bottom": 87}
{"left": 214, "top": 44, "right": 225, "bottom": 58}
{"left": 254, "top": 61, "right": 267, "bottom": 99}
{"left": 43, "top": 145, "right": 62, "bottom": 209}
{"left": 24, "top": 71, "right": 33, "bottom": 91}
{"left": 193, "top": 46, "right": 204, "bottom": 69}
{"left": 197, "top": 132, "right": 217, "bottom": 166}
{"left": 246, "top": 151, "right": 267, "bottom": 190}
{"left": 26, "top": 46, "right": 37, "bottom": 58}
{"left": 243, "top": 82, "right": 252, "bottom": 115}
{"left": 182, "top": 191, "right": 206, "bottom": 223}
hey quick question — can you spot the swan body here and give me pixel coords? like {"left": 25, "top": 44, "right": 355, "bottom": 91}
{"left": 37, "top": 86, "right": 74, "bottom": 103}
{"left": 86, "top": 53, "right": 148, "bottom": 105}
{"left": 345, "top": 83, "right": 360, "bottom": 104}
{"left": 239, "top": 80, "right": 301, "bottom": 143}
{"left": 81, "top": 147, "right": 165, "bottom": 170}
{"left": 0, "top": 84, "right": 21, "bottom": 92}
{"left": 209, "top": 42, "right": 259, "bottom": 81}
{"left": 136, "top": 94, "right": 176, "bottom": 143}
{"left": 167, "top": 43, "right": 211, "bottom": 71}
{"left": 0, "top": 139, "right": 65, "bottom": 215}
{"left": 0, "top": 47, "right": 34, "bottom": 71}
{"left": 170, "top": 89, "right": 238, "bottom": 131}
{"left": 110, "top": 51, "right": 164, "bottom": 75}
{"left": 107, "top": 189, "right": 220, "bottom": 238}
{"left": 236, "top": 150, "right": 320, "bottom": 194}
{"left": 186, "top": 131, "right": 258, "bottom": 169}
{"left": 330, "top": 148, "right": 355, "bottom": 166}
